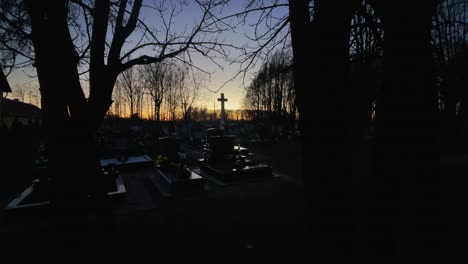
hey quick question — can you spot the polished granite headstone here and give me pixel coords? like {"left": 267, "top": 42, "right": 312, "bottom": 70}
{"left": 199, "top": 136, "right": 272, "bottom": 184}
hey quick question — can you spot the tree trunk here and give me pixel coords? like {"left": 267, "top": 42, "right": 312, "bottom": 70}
{"left": 156, "top": 103, "right": 161, "bottom": 138}
{"left": 153, "top": 97, "right": 160, "bottom": 130}
{"left": 374, "top": 1, "right": 440, "bottom": 261}
{"left": 25, "top": 0, "right": 111, "bottom": 215}
{"left": 289, "top": 0, "right": 359, "bottom": 260}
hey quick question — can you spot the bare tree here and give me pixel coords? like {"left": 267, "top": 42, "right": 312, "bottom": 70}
{"left": 349, "top": 0, "right": 383, "bottom": 57}
{"left": 142, "top": 62, "right": 172, "bottom": 133}
{"left": 118, "top": 66, "right": 138, "bottom": 117}
{"left": 111, "top": 82, "right": 124, "bottom": 117}
{"left": 171, "top": 64, "right": 204, "bottom": 140}
{"left": 27, "top": 89, "right": 39, "bottom": 106}
{"left": 244, "top": 50, "right": 295, "bottom": 131}
{"left": 0, "top": 0, "right": 239, "bottom": 208}
{"left": 13, "top": 84, "right": 26, "bottom": 102}
{"left": 165, "top": 72, "right": 179, "bottom": 123}
{"left": 432, "top": 0, "right": 468, "bottom": 132}
{"left": 178, "top": 67, "right": 204, "bottom": 121}
{"left": 348, "top": 1, "right": 384, "bottom": 141}
{"left": 135, "top": 72, "right": 145, "bottom": 119}
{"left": 0, "top": 1, "right": 33, "bottom": 77}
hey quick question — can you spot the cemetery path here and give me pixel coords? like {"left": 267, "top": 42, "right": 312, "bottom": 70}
{"left": 111, "top": 166, "right": 309, "bottom": 260}
{"left": 115, "top": 168, "right": 158, "bottom": 213}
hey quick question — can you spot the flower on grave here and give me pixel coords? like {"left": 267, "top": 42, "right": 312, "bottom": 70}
{"left": 155, "top": 155, "right": 169, "bottom": 166}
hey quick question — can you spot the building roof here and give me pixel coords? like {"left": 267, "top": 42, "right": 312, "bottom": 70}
{"left": 0, "top": 68, "right": 12, "bottom": 93}
{"left": 2, "top": 98, "right": 41, "bottom": 118}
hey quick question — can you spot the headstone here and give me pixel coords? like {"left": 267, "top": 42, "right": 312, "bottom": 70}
{"left": 208, "top": 135, "right": 234, "bottom": 162}
{"left": 109, "top": 131, "right": 130, "bottom": 161}
{"left": 150, "top": 164, "right": 205, "bottom": 197}
{"left": 206, "top": 128, "right": 224, "bottom": 138}
{"left": 157, "top": 137, "right": 179, "bottom": 162}
{"left": 199, "top": 135, "right": 272, "bottom": 184}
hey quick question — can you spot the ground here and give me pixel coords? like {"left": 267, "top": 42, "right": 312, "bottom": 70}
{"left": 0, "top": 140, "right": 308, "bottom": 262}
{"left": 4, "top": 132, "right": 467, "bottom": 261}
{"left": 248, "top": 140, "right": 302, "bottom": 183}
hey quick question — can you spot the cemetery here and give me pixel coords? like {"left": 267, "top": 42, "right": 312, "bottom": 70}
{"left": 2, "top": 0, "right": 460, "bottom": 261}
{"left": 0, "top": 90, "right": 305, "bottom": 259}
{"left": 149, "top": 137, "right": 205, "bottom": 197}
{"left": 198, "top": 135, "right": 272, "bottom": 185}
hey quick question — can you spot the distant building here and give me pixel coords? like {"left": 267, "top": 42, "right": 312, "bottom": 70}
{"left": 1, "top": 98, "right": 42, "bottom": 128}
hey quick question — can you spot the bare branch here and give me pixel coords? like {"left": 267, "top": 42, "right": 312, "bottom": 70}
{"left": 70, "top": 0, "right": 94, "bottom": 15}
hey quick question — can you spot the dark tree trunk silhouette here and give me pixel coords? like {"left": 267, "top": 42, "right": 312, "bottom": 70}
{"left": 25, "top": 1, "right": 108, "bottom": 215}
{"left": 290, "top": 0, "right": 360, "bottom": 260}
{"left": 373, "top": 1, "right": 440, "bottom": 261}
{"left": 142, "top": 63, "right": 171, "bottom": 137}
{"left": 23, "top": 0, "right": 217, "bottom": 212}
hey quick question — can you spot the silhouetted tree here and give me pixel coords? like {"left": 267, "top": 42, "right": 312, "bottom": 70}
{"left": 432, "top": 0, "right": 468, "bottom": 135}
{"left": 372, "top": 1, "right": 440, "bottom": 261}
{"left": 165, "top": 72, "right": 179, "bottom": 123}
{"left": 178, "top": 67, "right": 204, "bottom": 122}
{"left": 0, "top": 0, "right": 237, "bottom": 210}
{"left": 176, "top": 65, "right": 204, "bottom": 139}
{"left": 289, "top": 0, "right": 361, "bottom": 260}
{"left": 243, "top": 50, "right": 295, "bottom": 131}
{"left": 13, "top": 84, "right": 26, "bottom": 102}
{"left": 349, "top": 0, "right": 383, "bottom": 142}
{"left": 110, "top": 82, "right": 124, "bottom": 117}
{"left": 142, "top": 62, "right": 172, "bottom": 134}
{"left": 118, "top": 65, "right": 140, "bottom": 118}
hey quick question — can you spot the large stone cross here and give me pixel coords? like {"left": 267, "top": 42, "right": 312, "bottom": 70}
{"left": 217, "top": 93, "right": 228, "bottom": 129}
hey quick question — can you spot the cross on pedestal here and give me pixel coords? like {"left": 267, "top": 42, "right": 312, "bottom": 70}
{"left": 217, "top": 93, "right": 228, "bottom": 129}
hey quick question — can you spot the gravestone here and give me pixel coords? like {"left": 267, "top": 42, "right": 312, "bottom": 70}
{"left": 150, "top": 138, "right": 204, "bottom": 197}
{"left": 156, "top": 137, "right": 179, "bottom": 161}
{"left": 208, "top": 135, "right": 235, "bottom": 163}
{"left": 201, "top": 128, "right": 224, "bottom": 152}
{"left": 199, "top": 135, "right": 272, "bottom": 184}
{"left": 151, "top": 163, "right": 205, "bottom": 197}
{"left": 206, "top": 127, "right": 224, "bottom": 137}
{"left": 109, "top": 131, "right": 130, "bottom": 161}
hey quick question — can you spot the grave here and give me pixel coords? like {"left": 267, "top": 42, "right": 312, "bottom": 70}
{"left": 100, "top": 154, "right": 154, "bottom": 170}
{"left": 149, "top": 164, "right": 205, "bottom": 197}
{"left": 102, "top": 165, "right": 127, "bottom": 196}
{"left": 198, "top": 135, "right": 272, "bottom": 185}
{"left": 149, "top": 137, "right": 205, "bottom": 197}
{"left": 4, "top": 157, "right": 130, "bottom": 212}
{"left": 200, "top": 127, "right": 224, "bottom": 151}
{"left": 155, "top": 137, "right": 180, "bottom": 161}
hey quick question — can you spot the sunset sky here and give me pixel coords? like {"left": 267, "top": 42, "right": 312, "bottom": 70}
{"left": 5, "top": 0, "right": 290, "bottom": 111}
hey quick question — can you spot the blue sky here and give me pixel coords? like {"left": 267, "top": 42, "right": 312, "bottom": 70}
{"left": 6, "top": 0, "right": 290, "bottom": 110}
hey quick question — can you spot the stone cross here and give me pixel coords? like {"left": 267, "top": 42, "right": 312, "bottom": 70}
{"left": 217, "top": 93, "right": 228, "bottom": 129}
